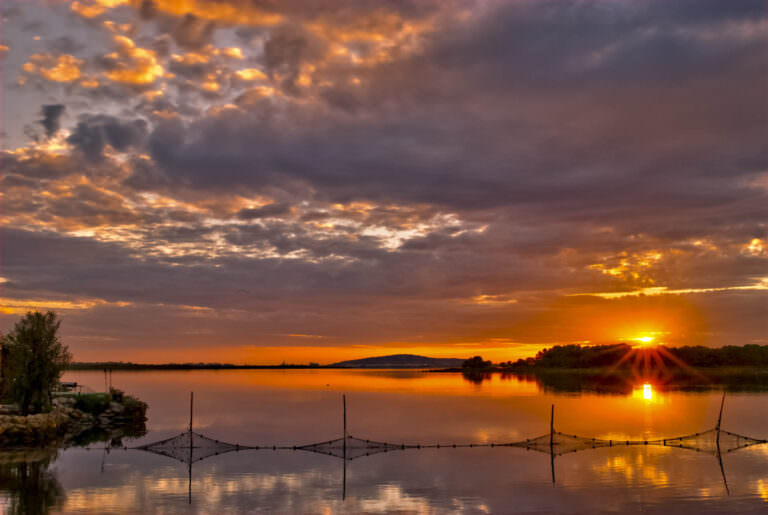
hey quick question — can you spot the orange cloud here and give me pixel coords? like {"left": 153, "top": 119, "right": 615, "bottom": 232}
{"left": 71, "top": 1, "right": 109, "bottom": 18}
{"left": 234, "top": 68, "right": 267, "bottom": 81}
{"left": 743, "top": 238, "right": 765, "bottom": 256}
{"left": 80, "top": 78, "right": 100, "bottom": 88}
{"left": 0, "top": 296, "right": 132, "bottom": 315}
{"left": 130, "top": 0, "right": 281, "bottom": 26}
{"left": 23, "top": 54, "right": 83, "bottom": 82}
{"left": 588, "top": 250, "right": 664, "bottom": 283}
{"left": 104, "top": 35, "right": 164, "bottom": 85}
{"left": 219, "top": 47, "right": 243, "bottom": 59}
{"left": 171, "top": 52, "right": 210, "bottom": 65}
{"left": 466, "top": 294, "right": 518, "bottom": 306}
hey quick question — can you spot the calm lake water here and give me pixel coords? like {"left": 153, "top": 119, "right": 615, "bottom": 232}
{"left": 3, "top": 369, "right": 768, "bottom": 514}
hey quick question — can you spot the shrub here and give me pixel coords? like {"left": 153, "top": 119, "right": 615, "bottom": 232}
{"left": 73, "top": 393, "right": 111, "bottom": 415}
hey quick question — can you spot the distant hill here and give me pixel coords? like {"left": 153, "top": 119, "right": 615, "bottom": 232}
{"left": 329, "top": 354, "right": 464, "bottom": 369}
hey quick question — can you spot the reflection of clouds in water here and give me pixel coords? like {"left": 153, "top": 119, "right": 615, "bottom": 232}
{"left": 358, "top": 484, "right": 437, "bottom": 514}
{"left": 593, "top": 451, "right": 670, "bottom": 487}
{"left": 58, "top": 464, "right": 492, "bottom": 514}
{"left": 25, "top": 440, "right": 768, "bottom": 514}
{"left": 63, "top": 483, "right": 140, "bottom": 512}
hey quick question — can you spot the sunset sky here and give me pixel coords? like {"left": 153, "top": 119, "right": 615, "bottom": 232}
{"left": 0, "top": 0, "right": 766, "bottom": 364}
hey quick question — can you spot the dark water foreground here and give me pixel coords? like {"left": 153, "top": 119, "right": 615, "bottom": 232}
{"left": 2, "top": 370, "right": 767, "bottom": 514}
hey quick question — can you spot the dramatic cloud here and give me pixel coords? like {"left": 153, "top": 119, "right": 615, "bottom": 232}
{"left": 67, "top": 114, "right": 148, "bottom": 160}
{"left": 39, "top": 104, "right": 65, "bottom": 138}
{"left": 0, "top": 0, "right": 766, "bottom": 362}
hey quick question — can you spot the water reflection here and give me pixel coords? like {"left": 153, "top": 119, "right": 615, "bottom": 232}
{"left": 466, "top": 369, "right": 768, "bottom": 394}
{"left": 0, "top": 449, "right": 65, "bottom": 515}
{"left": 644, "top": 384, "right": 654, "bottom": 401}
{"left": 631, "top": 383, "right": 666, "bottom": 405}
{"left": 2, "top": 370, "right": 767, "bottom": 514}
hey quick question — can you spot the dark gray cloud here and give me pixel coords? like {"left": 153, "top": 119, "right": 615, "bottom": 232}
{"left": 263, "top": 24, "right": 327, "bottom": 92}
{"left": 172, "top": 13, "right": 215, "bottom": 49}
{"left": 142, "top": 0, "right": 767, "bottom": 241}
{"left": 139, "top": 0, "right": 156, "bottom": 20}
{"left": 237, "top": 203, "right": 292, "bottom": 220}
{"left": 39, "top": 104, "right": 65, "bottom": 138}
{"left": 67, "top": 114, "right": 148, "bottom": 160}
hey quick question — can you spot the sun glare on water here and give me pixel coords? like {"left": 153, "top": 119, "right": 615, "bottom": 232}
{"left": 643, "top": 383, "right": 653, "bottom": 401}
{"left": 632, "top": 383, "right": 664, "bottom": 404}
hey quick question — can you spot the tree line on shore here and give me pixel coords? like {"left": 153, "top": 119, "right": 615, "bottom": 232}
{"left": 463, "top": 343, "right": 768, "bottom": 371}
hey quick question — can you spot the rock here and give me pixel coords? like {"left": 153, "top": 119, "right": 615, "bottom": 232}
{"left": 0, "top": 404, "right": 19, "bottom": 415}
{"left": 1, "top": 395, "right": 147, "bottom": 447}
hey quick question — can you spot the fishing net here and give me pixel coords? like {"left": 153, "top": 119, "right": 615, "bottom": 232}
{"left": 507, "top": 429, "right": 767, "bottom": 457}
{"left": 136, "top": 431, "right": 248, "bottom": 464}
{"left": 297, "top": 435, "right": 409, "bottom": 461}
{"left": 511, "top": 432, "right": 614, "bottom": 456}
{"left": 659, "top": 429, "right": 767, "bottom": 455}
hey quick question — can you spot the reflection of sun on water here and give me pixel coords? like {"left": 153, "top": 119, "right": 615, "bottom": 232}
{"left": 757, "top": 479, "right": 768, "bottom": 502}
{"left": 632, "top": 383, "right": 664, "bottom": 404}
{"left": 643, "top": 383, "right": 653, "bottom": 401}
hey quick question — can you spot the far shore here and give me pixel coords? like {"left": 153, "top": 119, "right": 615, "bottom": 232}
{"left": 67, "top": 362, "right": 446, "bottom": 370}
{"left": 68, "top": 362, "right": 768, "bottom": 374}
{"left": 430, "top": 365, "right": 768, "bottom": 374}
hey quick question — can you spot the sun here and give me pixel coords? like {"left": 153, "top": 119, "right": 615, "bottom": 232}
{"left": 632, "top": 335, "right": 657, "bottom": 348}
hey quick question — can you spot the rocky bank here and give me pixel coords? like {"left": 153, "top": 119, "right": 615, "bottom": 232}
{"left": 0, "top": 392, "right": 147, "bottom": 447}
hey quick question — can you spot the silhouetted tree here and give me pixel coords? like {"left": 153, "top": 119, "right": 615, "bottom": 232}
{"left": 462, "top": 356, "right": 492, "bottom": 369}
{"left": 3, "top": 311, "right": 71, "bottom": 414}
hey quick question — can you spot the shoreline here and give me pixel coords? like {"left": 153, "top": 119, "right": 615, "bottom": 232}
{"left": 0, "top": 389, "right": 147, "bottom": 449}
{"left": 67, "top": 364, "right": 453, "bottom": 371}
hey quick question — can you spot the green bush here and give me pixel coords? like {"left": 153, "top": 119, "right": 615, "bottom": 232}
{"left": 109, "top": 387, "right": 124, "bottom": 402}
{"left": 73, "top": 393, "right": 111, "bottom": 415}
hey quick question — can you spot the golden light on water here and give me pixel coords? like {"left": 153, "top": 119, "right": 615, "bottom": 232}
{"left": 643, "top": 383, "right": 653, "bottom": 401}
{"left": 632, "top": 383, "right": 664, "bottom": 404}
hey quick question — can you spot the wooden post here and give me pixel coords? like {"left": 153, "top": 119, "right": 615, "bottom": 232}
{"left": 189, "top": 392, "right": 194, "bottom": 433}
{"left": 716, "top": 392, "right": 726, "bottom": 431}
{"left": 550, "top": 404, "right": 554, "bottom": 446}
{"left": 716, "top": 392, "right": 725, "bottom": 447}
{"left": 715, "top": 393, "right": 729, "bottom": 496}
{"left": 342, "top": 394, "right": 347, "bottom": 501}
{"left": 188, "top": 456, "right": 192, "bottom": 504}
{"left": 550, "top": 404, "right": 555, "bottom": 486}
{"left": 188, "top": 391, "right": 194, "bottom": 504}
{"left": 550, "top": 444, "right": 556, "bottom": 487}
{"left": 717, "top": 443, "right": 729, "bottom": 496}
